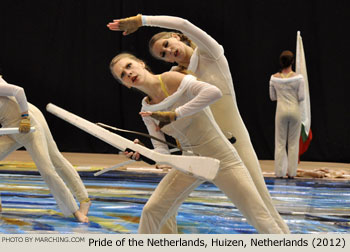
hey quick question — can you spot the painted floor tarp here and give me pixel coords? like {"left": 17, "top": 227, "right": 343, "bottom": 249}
{"left": 0, "top": 162, "right": 349, "bottom": 234}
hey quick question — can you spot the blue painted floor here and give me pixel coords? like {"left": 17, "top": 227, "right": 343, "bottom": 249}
{"left": 0, "top": 165, "right": 349, "bottom": 234}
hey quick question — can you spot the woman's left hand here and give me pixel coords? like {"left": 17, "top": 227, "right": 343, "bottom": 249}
{"left": 19, "top": 117, "right": 31, "bottom": 133}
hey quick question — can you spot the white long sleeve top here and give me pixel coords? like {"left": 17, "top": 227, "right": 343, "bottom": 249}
{"left": 0, "top": 76, "right": 29, "bottom": 112}
{"left": 141, "top": 75, "right": 222, "bottom": 154}
{"left": 269, "top": 74, "right": 305, "bottom": 103}
{"left": 142, "top": 15, "right": 235, "bottom": 97}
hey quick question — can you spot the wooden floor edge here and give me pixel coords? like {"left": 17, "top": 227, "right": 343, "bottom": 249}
{"left": 1, "top": 150, "right": 349, "bottom": 180}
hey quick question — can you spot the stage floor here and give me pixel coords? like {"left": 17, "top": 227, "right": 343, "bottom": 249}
{"left": 1, "top": 151, "right": 349, "bottom": 234}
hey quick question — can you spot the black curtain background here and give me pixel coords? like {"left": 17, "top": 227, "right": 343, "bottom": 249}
{"left": 0, "top": 0, "right": 349, "bottom": 162}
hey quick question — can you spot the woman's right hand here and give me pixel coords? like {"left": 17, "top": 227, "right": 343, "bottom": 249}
{"left": 107, "top": 14, "right": 142, "bottom": 35}
{"left": 123, "top": 139, "right": 141, "bottom": 160}
{"left": 140, "top": 111, "right": 177, "bottom": 128}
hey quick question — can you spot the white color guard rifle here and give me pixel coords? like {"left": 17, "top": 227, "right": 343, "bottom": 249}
{"left": 0, "top": 127, "right": 35, "bottom": 135}
{"left": 46, "top": 103, "right": 220, "bottom": 181}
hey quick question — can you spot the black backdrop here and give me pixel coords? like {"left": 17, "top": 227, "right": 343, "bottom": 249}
{"left": 0, "top": 0, "right": 349, "bottom": 162}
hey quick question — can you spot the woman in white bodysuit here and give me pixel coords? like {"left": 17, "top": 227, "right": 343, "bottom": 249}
{"left": 269, "top": 50, "right": 305, "bottom": 178}
{"left": 107, "top": 14, "right": 290, "bottom": 233}
{"left": 110, "top": 52, "right": 284, "bottom": 234}
{"left": 0, "top": 75, "right": 91, "bottom": 221}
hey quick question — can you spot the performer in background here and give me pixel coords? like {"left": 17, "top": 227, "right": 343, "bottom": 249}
{"left": 109, "top": 52, "right": 284, "bottom": 234}
{"left": 107, "top": 14, "right": 290, "bottom": 233}
{"left": 0, "top": 75, "right": 91, "bottom": 221}
{"left": 269, "top": 50, "right": 305, "bottom": 178}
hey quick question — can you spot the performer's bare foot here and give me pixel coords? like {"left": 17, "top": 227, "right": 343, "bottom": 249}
{"left": 73, "top": 210, "right": 89, "bottom": 223}
{"left": 79, "top": 199, "right": 92, "bottom": 216}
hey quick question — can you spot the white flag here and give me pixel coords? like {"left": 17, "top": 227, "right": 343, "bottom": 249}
{"left": 296, "top": 31, "right": 312, "bottom": 155}
{"left": 295, "top": 31, "right": 312, "bottom": 158}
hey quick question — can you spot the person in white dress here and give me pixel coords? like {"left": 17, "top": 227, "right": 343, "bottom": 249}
{"left": 269, "top": 50, "right": 305, "bottom": 178}
{"left": 109, "top": 52, "right": 284, "bottom": 234}
{"left": 0, "top": 75, "right": 91, "bottom": 221}
{"left": 107, "top": 14, "right": 290, "bottom": 233}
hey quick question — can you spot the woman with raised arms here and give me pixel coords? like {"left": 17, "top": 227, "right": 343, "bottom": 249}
{"left": 109, "top": 52, "right": 284, "bottom": 234}
{"left": 107, "top": 14, "right": 290, "bottom": 233}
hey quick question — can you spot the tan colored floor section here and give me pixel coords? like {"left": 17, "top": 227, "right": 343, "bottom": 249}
{"left": 1, "top": 150, "right": 151, "bottom": 167}
{"left": 1, "top": 150, "right": 350, "bottom": 179}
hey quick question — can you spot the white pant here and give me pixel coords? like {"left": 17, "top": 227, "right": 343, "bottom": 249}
{"left": 274, "top": 102, "right": 301, "bottom": 177}
{"left": 0, "top": 100, "right": 88, "bottom": 216}
{"left": 139, "top": 109, "right": 284, "bottom": 234}
{"left": 211, "top": 95, "right": 290, "bottom": 233}
{"left": 138, "top": 164, "right": 283, "bottom": 234}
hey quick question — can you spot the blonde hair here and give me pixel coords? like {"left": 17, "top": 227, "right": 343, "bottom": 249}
{"left": 149, "top": 32, "right": 196, "bottom": 61}
{"left": 109, "top": 53, "right": 152, "bottom": 82}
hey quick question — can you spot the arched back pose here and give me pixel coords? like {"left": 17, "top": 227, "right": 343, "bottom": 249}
{"left": 110, "top": 52, "right": 284, "bottom": 234}
{"left": 107, "top": 14, "right": 290, "bottom": 233}
{"left": 0, "top": 75, "right": 91, "bottom": 222}
{"left": 269, "top": 50, "right": 305, "bottom": 178}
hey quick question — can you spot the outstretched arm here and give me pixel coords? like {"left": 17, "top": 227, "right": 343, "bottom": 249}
{"left": 0, "top": 76, "right": 29, "bottom": 113}
{"left": 174, "top": 75, "right": 222, "bottom": 118}
{"left": 0, "top": 77, "right": 31, "bottom": 133}
{"left": 107, "top": 15, "right": 223, "bottom": 59}
{"left": 141, "top": 75, "right": 222, "bottom": 127}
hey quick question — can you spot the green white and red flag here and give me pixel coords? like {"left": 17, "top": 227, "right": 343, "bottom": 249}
{"left": 296, "top": 31, "right": 312, "bottom": 160}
